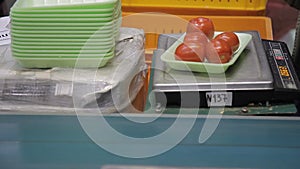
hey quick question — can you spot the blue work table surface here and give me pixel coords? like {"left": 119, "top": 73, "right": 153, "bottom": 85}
{"left": 0, "top": 113, "right": 300, "bottom": 169}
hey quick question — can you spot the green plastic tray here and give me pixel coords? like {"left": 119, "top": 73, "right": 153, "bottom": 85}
{"left": 11, "top": 43, "right": 114, "bottom": 50}
{"left": 12, "top": 50, "right": 114, "bottom": 58}
{"left": 11, "top": 42, "right": 114, "bottom": 50}
{"left": 10, "top": 8, "right": 116, "bottom": 15}
{"left": 11, "top": 28, "right": 114, "bottom": 35}
{"left": 12, "top": 46, "right": 114, "bottom": 55}
{"left": 10, "top": 4, "right": 121, "bottom": 15}
{"left": 10, "top": 10, "right": 117, "bottom": 18}
{"left": 161, "top": 32, "right": 252, "bottom": 74}
{"left": 11, "top": 12, "right": 122, "bottom": 24}
{"left": 11, "top": 24, "right": 114, "bottom": 31}
{"left": 11, "top": 32, "right": 114, "bottom": 39}
{"left": 11, "top": 36, "right": 115, "bottom": 43}
{"left": 11, "top": 39, "right": 114, "bottom": 46}
{"left": 13, "top": 55, "right": 114, "bottom": 68}
{"left": 11, "top": 16, "right": 114, "bottom": 23}
{"left": 11, "top": 20, "right": 116, "bottom": 27}
{"left": 11, "top": 0, "right": 117, "bottom": 11}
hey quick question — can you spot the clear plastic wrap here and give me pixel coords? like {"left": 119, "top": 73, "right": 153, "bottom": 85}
{"left": 0, "top": 27, "right": 147, "bottom": 114}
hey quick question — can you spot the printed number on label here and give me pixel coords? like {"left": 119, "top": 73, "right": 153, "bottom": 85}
{"left": 206, "top": 92, "right": 233, "bottom": 107}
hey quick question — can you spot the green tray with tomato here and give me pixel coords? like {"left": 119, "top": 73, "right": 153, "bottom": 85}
{"left": 161, "top": 32, "right": 252, "bottom": 74}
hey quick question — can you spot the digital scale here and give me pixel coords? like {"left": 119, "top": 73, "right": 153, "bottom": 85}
{"left": 150, "top": 31, "right": 300, "bottom": 108}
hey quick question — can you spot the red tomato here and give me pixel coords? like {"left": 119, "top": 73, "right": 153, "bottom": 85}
{"left": 186, "top": 17, "right": 215, "bottom": 40}
{"left": 215, "top": 32, "right": 240, "bottom": 52}
{"left": 206, "top": 39, "right": 233, "bottom": 64}
{"left": 184, "top": 32, "right": 209, "bottom": 44}
{"left": 175, "top": 42, "right": 205, "bottom": 62}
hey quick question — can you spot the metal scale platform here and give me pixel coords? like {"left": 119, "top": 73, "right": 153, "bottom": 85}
{"left": 150, "top": 31, "right": 300, "bottom": 108}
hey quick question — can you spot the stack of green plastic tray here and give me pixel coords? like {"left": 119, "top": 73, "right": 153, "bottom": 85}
{"left": 10, "top": 0, "right": 122, "bottom": 68}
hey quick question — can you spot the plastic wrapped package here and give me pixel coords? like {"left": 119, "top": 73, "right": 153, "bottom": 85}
{"left": 0, "top": 27, "right": 147, "bottom": 114}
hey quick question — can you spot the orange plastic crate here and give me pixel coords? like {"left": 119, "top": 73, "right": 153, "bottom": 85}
{"left": 122, "top": 0, "right": 267, "bottom": 16}
{"left": 122, "top": 12, "right": 273, "bottom": 51}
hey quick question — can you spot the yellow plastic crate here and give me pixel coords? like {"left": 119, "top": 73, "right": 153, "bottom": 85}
{"left": 122, "top": 0, "right": 268, "bottom": 16}
{"left": 122, "top": 12, "right": 273, "bottom": 52}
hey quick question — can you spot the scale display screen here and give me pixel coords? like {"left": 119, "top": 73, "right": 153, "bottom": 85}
{"left": 263, "top": 40, "right": 300, "bottom": 90}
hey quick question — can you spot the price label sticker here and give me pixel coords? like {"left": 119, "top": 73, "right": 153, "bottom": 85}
{"left": 206, "top": 92, "right": 233, "bottom": 107}
{"left": 55, "top": 83, "right": 73, "bottom": 96}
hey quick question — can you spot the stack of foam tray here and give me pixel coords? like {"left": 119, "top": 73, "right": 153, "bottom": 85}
{"left": 10, "top": 0, "right": 122, "bottom": 68}
{"left": 0, "top": 27, "right": 146, "bottom": 114}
